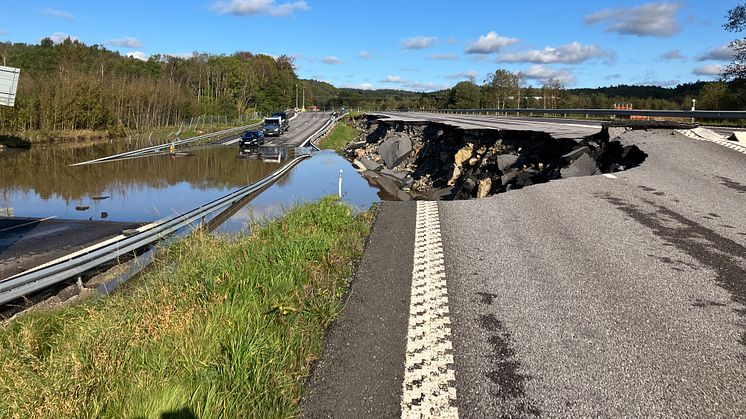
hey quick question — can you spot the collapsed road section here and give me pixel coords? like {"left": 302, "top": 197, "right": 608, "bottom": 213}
{"left": 345, "top": 115, "right": 654, "bottom": 200}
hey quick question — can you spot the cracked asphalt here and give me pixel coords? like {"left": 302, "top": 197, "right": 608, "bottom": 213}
{"left": 303, "top": 122, "right": 746, "bottom": 417}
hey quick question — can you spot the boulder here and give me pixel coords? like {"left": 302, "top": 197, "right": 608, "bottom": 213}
{"left": 379, "top": 168, "right": 409, "bottom": 182}
{"left": 561, "top": 146, "right": 590, "bottom": 161}
{"left": 501, "top": 170, "right": 520, "bottom": 186}
{"left": 447, "top": 165, "right": 462, "bottom": 186}
{"left": 560, "top": 153, "right": 600, "bottom": 178}
{"left": 515, "top": 171, "right": 535, "bottom": 188}
{"left": 496, "top": 154, "right": 519, "bottom": 171}
{"left": 454, "top": 144, "right": 474, "bottom": 167}
{"left": 468, "top": 157, "right": 479, "bottom": 166}
{"left": 378, "top": 135, "right": 413, "bottom": 169}
{"left": 355, "top": 148, "right": 367, "bottom": 158}
{"left": 476, "top": 178, "right": 492, "bottom": 198}
{"left": 357, "top": 157, "right": 383, "bottom": 171}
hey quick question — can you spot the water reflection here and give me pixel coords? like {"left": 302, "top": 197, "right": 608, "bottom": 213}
{"left": 0, "top": 144, "right": 282, "bottom": 222}
{"left": 1, "top": 144, "right": 385, "bottom": 229}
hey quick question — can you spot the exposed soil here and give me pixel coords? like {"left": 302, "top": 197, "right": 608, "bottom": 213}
{"left": 344, "top": 116, "right": 650, "bottom": 200}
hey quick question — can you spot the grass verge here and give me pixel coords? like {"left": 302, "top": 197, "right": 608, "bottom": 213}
{"left": 318, "top": 121, "right": 359, "bottom": 151}
{"left": 0, "top": 196, "right": 373, "bottom": 418}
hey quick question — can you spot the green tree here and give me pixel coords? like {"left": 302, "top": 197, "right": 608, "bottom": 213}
{"left": 724, "top": 1, "right": 746, "bottom": 80}
{"left": 446, "top": 81, "right": 481, "bottom": 109}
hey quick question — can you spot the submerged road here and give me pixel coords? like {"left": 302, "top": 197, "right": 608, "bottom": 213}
{"left": 302, "top": 114, "right": 746, "bottom": 416}
{"left": 214, "top": 112, "right": 331, "bottom": 147}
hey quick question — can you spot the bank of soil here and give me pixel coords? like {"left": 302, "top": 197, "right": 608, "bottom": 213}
{"left": 344, "top": 116, "right": 659, "bottom": 200}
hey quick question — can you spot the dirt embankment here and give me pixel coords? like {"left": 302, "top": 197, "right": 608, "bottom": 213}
{"left": 343, "top": 116, "right": 650, "bottom": 200}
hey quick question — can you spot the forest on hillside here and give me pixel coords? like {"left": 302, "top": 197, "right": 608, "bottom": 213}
{"left": 303, "top": 77, "right": 745, "bottom": 112}
{"left": 0, "top": 38, "right": 300, "bottom": 133}
{"left": 0, "top": 38, "right": 743, "bottom": 136}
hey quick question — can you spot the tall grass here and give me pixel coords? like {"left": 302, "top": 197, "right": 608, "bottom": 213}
{"left": 318, "top": 121, "right": 359, "bottom": 151}
{"left": 0, "top": 196, "right": 372, "bottom": 418}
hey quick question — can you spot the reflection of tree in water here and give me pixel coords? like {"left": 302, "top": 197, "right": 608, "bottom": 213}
{"left": 0, "top": 145, "right": 282, "bottom": 201}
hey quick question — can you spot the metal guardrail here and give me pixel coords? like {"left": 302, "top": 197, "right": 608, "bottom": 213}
{"left": 71, "top": 121, "right": 263, "bottom": 166}
{"left": 0, "top": 154, "right": 310, "bottom": 305}
{"left": 301, "top": 112, "right": 348, "bottom": 149}
{"left": 423, "top": 108, "right": 746, "bottom": 120}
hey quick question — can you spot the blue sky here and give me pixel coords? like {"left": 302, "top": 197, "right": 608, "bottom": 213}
{"left": 0, "top": 0, "right": 739, "bottom": 91}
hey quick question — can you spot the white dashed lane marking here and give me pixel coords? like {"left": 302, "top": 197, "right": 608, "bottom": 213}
{"left": 401, "top": 201, "right": 459, "bottom": 418}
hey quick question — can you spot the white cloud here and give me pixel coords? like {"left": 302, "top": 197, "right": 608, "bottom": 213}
{"left": 358, "top": 51, "right": 372, "bottom": 59}
{"left": 404, "top": 81, "right": 448, "bottom": 92}
{"left": 401, "top": 67, "right": 420, "bottom": 72}
{"left": 584, "top": 2, "right": 683, "bottom": 37}
{"left": 605, "top": 73, "right": 622, "bottom": 80}
{"left": 429, "top": 54, "right": 459, "bottom": 61}
{"left": 211, "top": 0, "right": 309, "bottom": 17}
{"left": 381, "top": 75, "right": 404, "bottom": 83}
{"left": 465, "top": 31, "right": 518, "bottom": 54}
{"left": 342, "top": 82, "right": 375, "bottom": 90}
{"left": 659, "top": 49, "right": 685, "bottom": 61}
{"left": 696, "top": 44, "right": 735, "bottom": 61}
{"left": 48, "top": 32, "right": 78, "bottom": 44}
{"left": 322, "top": 55, "right": 341, "bottom": 65}
{"left": 446, "top": 70, "right": 477, "bottom": 81}
{"left": 522, "top": 65, "right": 576, "bottom": 86}
{"left": 499, "top": 42, "right": 612, "bottom": 64}
{"left": 693, "top": 64, "right": 724, "bottom": 77}
{"left": 41, "top": 8, "right": 75, "bottom": 21}
{"left": 401, "top": 36, "right": 437, "bottom": 50}
{"left": 105, "top": 37, "right": 143, "bottom": 49}
{"left": 0, "top": 30, "right": 9, "bottom": 36}
{"left": 126, "top": 51, "right": 148, "bottom": 61}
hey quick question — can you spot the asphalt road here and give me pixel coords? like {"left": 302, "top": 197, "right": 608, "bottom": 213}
{"left": 0, "top": 217, "right": 142, "bottom": 280}
{"left": 302, "top": 117, "right": 746, "bottom": 416}
{"left": 373, "top": 111, "right": 746, "bottom": 139}
{"left": 214, "top": 112, "right": 331, "bottom": 147}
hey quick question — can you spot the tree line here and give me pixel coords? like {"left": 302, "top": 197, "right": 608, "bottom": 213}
{"left": 304, "top": 74, "right": 744, "bottom": 113}
{"left": 0, "top": 38, "right": 300, "bottom": 133}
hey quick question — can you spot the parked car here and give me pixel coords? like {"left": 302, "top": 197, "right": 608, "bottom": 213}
{"left": 239, "top": 130, "right": 265, "bottom": 146}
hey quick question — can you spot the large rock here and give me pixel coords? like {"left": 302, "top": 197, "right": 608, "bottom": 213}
{"left": 378, "top": 135, "right": 413, "bottom": 169}
{"left": 496, "top": 154, "right": 519, "bottom": 171}
{"left": 454, "top": 144, "right": 474, "bottom": 167}
{"left": 355, "top": 157, "right": 383, "bottom": 172}
{"left": 500, "top": 170, "right": 520, "bottom": 186}
{"left": 561, "top": 146, "right": 590, "bottom": 161}
{"left": 560, "top": 153, "right": 600, "bottom": 178}
{"left": 476, "top": 177, "right": 492, "bottom": 198}
{"left": 379, "top": 168, "right": 409, "bottom": 182}
{"left": 447, "top": 165, "right": 462, "bottom": 186}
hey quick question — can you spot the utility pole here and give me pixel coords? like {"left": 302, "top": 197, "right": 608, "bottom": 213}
{"left": 302, "top": 87, "right": 305, "bottom": 112}
{"left": 295, "top": 84, "right": 299, "bottom": 109}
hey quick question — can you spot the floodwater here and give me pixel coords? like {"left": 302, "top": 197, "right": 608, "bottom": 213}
{"left": 0, "top": 142, "right": 387, "bottom": 233}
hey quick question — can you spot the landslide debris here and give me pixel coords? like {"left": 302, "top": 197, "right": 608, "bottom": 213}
{"left": 344, "top": 116, "right": 647, "bottom": 200}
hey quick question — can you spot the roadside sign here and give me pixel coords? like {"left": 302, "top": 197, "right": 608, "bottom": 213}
{"left": 0, "top": 65, "right": 20, "bottom": 107}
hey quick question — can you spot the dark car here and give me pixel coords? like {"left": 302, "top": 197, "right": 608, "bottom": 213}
{"left": 239, "top": 130, "right": 265, "bottom": 146}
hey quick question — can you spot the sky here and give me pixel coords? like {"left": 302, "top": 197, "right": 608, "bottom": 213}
{"left": 0, "top": 0, "right": 740, "bottom": 91}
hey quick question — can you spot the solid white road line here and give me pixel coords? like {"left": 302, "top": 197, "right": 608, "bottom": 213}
{"left": 602, "top": 173, "right": 618, "bottom": 179}
{"left": 401, "top": 201, "right": 459, "bottom": 418}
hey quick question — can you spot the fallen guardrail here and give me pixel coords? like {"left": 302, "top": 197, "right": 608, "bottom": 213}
{"left": 0, "top": 154, "right": 310, "bottom": 305}
{"left": 71, "top": 121, "right": 263, "bottom": 166}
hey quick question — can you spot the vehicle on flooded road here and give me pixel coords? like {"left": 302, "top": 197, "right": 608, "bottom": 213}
{"left": 263, "top": 117, "right": 282, "bottom": 136}
{"left": 239, "top": 130, "right": 265, "bottom": 146}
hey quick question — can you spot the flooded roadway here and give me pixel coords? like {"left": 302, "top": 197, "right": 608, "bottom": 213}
{"left": 0, "top": 123, "right": 388, "bottom": 280}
